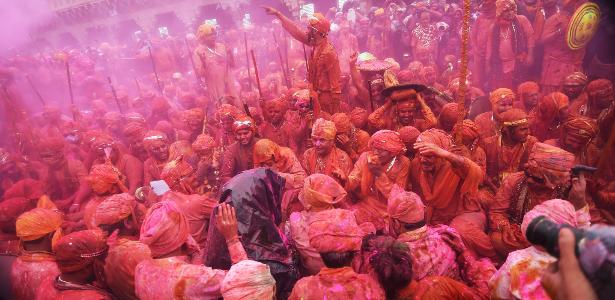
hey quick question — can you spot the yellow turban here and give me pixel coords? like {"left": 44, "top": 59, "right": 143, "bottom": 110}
{"left": 311, "top": 118, "right": 337, "bottom": 140}
{"left": 16, "top": 208, "right": 63, "bottom": 244}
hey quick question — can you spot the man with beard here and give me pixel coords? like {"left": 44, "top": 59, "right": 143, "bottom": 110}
{"left": 474, "top": 88, "right": 515, "bottom": 139}
{"left": 259, "top": 98, "right": 293, "bottom": 150}
{"left": 368, "top": 82, "right": 437, "bottom": 132}
{"left": 265, "top": 7, "right": 342, "bottom": 114}
{"left": 302, "top": 118, "right": 352, "bottom": 184}
{"left": 515, "top": 81, "right": 540, "bottom": 113}
{"left": 331, "top": 112, "right": 370, "bottom": 162}
{"left": 563, "top": 72, "right": 589, "bottom": 113}
{"left": 347, "top": 130, "right": 410, "bottom": 231}
{"left": 410, "top": 129, "right": 495, "bottom": 261}
{"left": 488, "top": 142, "right": 588, "bottom": 257}
{"left": 577, "top": 79, "right": 614, "bottom": 120}
{"left": 485, "top": 0, "right": 535, "bottom": 89}
{"left": 220, "top": 116, "right": 260, "bottom": 184}
{"left": 545, "top": 116, "right": 599, "bottom": 166}
{"left": 483, "top": 109, "right": 538, "bottom": 188}
{"left": 142, "top": 130, "right": 170, "bottom": 184}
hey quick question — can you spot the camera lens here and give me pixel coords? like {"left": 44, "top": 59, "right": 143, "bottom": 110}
{"left": 526, "top": 216, "right": 562, "bottom": 257}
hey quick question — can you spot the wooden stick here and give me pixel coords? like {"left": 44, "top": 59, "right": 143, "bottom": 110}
{"left": 107, "top": 77, "right": 124, "bottom": 114}
{"left": 25, "top": 75, "right": 46, "bottom": 105}
{"left": 243, "top": 32, "right": 253, "bottom": 91}
{"left": 147, "top": 45, "right": 163, "bottom": 93}
{"left": 273, "top": 32, "right": 290, "bottom": 88}
{"left": 250, "top": 49, "right": 262, "bottom": 99}
{"left": 65, "top": 60, "right": 76, "bottom": 120}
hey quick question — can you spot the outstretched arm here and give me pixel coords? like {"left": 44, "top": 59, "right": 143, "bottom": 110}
{"left": 264, "top": 6, "right": 309, "bottom": 44}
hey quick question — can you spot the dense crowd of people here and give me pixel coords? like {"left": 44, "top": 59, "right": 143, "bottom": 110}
{"left": 1, "top": 0, "right": 614, "bottom": 299}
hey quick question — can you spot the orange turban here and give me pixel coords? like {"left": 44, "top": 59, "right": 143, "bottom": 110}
{"left": 160, "top": 156, "right": 194, "bottom": 189}
{"left": 308, "top": 13, "right": 331, "bottom": 34}
{"left": 16, "top": 208, "right": 63, "bottom": 243}
{"left": 490, "top": 88, "right": 515, "bottom": 105}
{"left": 369, "top": 130, "right": 406, "bottom": 155}
{"left": 221, "top": 260, "right": 276, "bottom": 300}
{"left": 87, "top": 163, "right": 123, "bottom": 189}
{"left": 398, "top": 126, "right": 421, "bottom": 146}
{"left": 233, "top": 116, "right": 256, "bottom": 133}
{"left": 526, "top": 143, "right": 575, "bottom": 188}
{"left": 349, "top": 107, "right": 368, "bottom": 129}
{"left": 438, "top": 103, "right": 459, "bottom": 132}
{"left": 517, "top": 81, "right": 540, "bottom": 96}
{"left": 300, "top": 174, "right": 347, "bottom": 211}
{"left": 93, "top": 193, "right": 136, "bottom": 226}
{"left": 253, "top": 139, "right": 282, "bottom": 167}
{"left": 140, "top": 201, "right": 199, "bottom": 257}
{"left": 387, "top": 185, "right": 425, "bottom": 224}
{"left": 562, "top": 116, "right": 597, "bottom": 140}
{"left": 416, "top": 128, "right": 452, "bottom": 150}
{"left": 54, "top": 229, "right": 108, "bottom": 273}
{"left": 521, "top": 199, "right": 578, "bottom": 239}
{"left": 538, "top": 92, "right": 569, "bottom": 120}
{"left": 143, "top": 130, "right": 168, "bottom": 150}
{"left": 311, "top": 118, "right": 337, "bottom": 140}
{"left": 104, "top": 240, "right": 152, "bottom": 300}
{"left": 192, "top": 134, "right": 216, "bottom": 152}
{"left": 453, "top": 119, "right": 480, "bottom": 142}
{"left": 500, "top": 108, "right": 529, "bottom": 127}
{"left": 308, "top": 209, "right": 363, "bottom": 253}
{"left": 331, "top": 113, "right": 353, "bottom": 134}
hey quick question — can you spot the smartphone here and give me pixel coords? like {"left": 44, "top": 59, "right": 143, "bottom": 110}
{"left": 150, "top": 180, "right": 170, "bottom": 196}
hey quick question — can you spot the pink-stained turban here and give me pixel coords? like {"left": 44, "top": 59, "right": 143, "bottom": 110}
{"left": 140, "top": 200, "right": 199, "bottom": 257}
{"left": 311, "top": 118, "right": 337, "bottom": 140}
{"left": 521, "top": 199, "right": 578, "bottom": 239}
{"left": 517, "top": 81, "right": 540, "bottom": 96}
{"left": 526, "top": 142, "right": 575, "bottom": 188}
{"left": 123, "top": 122, "right": 145, "bottom": 138}
{"left": 308, "top": 209, "right": 363, "bottom": 253}
{"left": 453, "top": 120, "right": 480, "bottom": 142}
{"left": 160, "top": 155, "right": 194, "bottom": 189}
{"left": 416, "top": 128, "right": 452, "bottom": 150}
{"left": 538, "top": 92, "right": 569, "bottom": 120}
{"left": 183, "top": 108, "right": 204, "bottom": 123}
{"left": 93, "top": 193, "right": 136, "bottom": 226}
{"left": 387, "top": 185, "right": 425, "bottom": 224}
{"left": 369, "top": 130, "right": 406, "bottom": 156}
{"left": 300, "top": 174, "right": 348, "bottom": 211}
{"left": 192, "top": 134, "right": 216, "bottom": 153}
{"left": 0, "top": 197, "right": 36, "bottom": 233}
{"left": 54, "top": 229, "right": 108, "bottom": 273}
{"left": 221, "top": 260, "right": 276, "bottom": 300}
{"left": 564, "top": 72, "right": 588, "bottom": 86}
{"left": 438, "top": 103, "right": 460, "bottom": 131}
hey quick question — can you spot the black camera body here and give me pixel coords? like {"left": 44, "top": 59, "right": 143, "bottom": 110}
{"left": 526, "top": 216, "right": 615, "bottom": 299}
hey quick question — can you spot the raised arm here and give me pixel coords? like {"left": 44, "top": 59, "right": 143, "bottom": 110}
{"left": 264, "top": 6, "right": 309, "bottom": 45}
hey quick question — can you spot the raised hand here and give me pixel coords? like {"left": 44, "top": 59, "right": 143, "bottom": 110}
{"left": 215, "top": 203, "right": 239, "bottom": 242}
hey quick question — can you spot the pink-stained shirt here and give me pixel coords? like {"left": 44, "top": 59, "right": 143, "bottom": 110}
{"left": 135, "top": 256, "right": 227, "bottom": 300}
{"left": 397, "top": 225, "right": 461, "bottom": 281}
{"left": 35, "top": 276, "right": 112, "bottom": 300}
{"left": 489, "top": 246, "right": 555, "bottom": 300}
{"left": 10, "top": 253, "right": 60, "bottom": 300}
{"left": 287, "top": 211, "right": 326, "bottom": 275}
{"left": 289, "top": 266, "right": 385, "bottom": 300}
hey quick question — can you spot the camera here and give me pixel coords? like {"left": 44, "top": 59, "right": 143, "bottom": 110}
{"left": 526, "top": 216, "right": 615, "bottom": 299}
